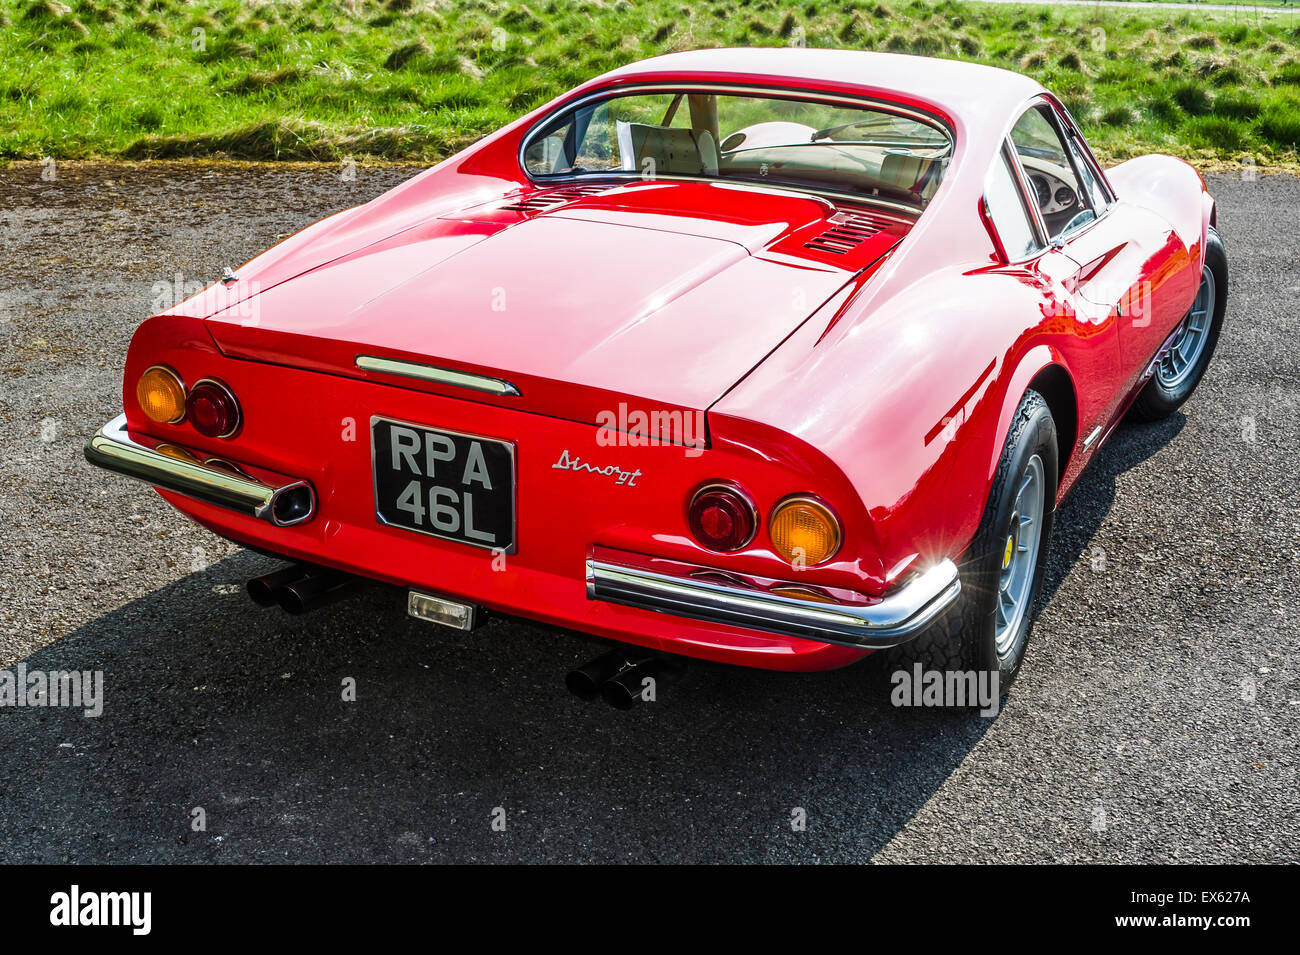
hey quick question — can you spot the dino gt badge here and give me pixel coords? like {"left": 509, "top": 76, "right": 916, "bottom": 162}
{"left": 551, "top": 449, "right": 642, "bottom": 487}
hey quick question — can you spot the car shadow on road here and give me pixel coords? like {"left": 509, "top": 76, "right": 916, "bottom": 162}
{"left": 1, "top": 413, "right": 1186, "bottom": 864}
{"left": 2, "top": 544, "right": 1005, "bottom": 864}
{"left": 1038, "top": 411, "right": 1187, "bottom": 607}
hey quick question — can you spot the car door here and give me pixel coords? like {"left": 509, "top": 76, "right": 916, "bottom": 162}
{"left": 1005, "top": 101, "right": 1171, "bottom": 447}
{"left": 981, "top": 138, "right": 1122, "bottom": 473}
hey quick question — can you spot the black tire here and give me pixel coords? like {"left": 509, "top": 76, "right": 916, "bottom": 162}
{"left": 1129, "top": 226, "right": 1228, "bottom": 422}
{"left": 887, "top": 390, "right": 1058, "bottom": 691}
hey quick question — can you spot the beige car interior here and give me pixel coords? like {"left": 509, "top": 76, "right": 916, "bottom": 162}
{"left": 528, "top": 91, "right": 952, "bottom": 207}
{"left": 620, "top": 123, "right": 716, "bottom": 175}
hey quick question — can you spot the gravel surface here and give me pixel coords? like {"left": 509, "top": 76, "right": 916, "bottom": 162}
{"left": 0, "top": 160, "right": 1294, "bottom": 864}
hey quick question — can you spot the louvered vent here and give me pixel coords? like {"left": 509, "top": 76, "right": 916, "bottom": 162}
{"left": 501, "top": 184, "right": 610, "bottom": 213}
{"left": 803, "top": 211, "right": 887, "bottom": 254}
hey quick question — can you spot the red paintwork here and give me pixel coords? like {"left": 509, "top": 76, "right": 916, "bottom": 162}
{"left": 114, "top": 50, "right": 1216, "bottom": 671}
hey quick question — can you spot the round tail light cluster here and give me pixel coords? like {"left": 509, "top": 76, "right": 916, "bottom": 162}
{"left": 686, "top": 482, "right": 843, "bottom": 566}
{"left": 136, "top": 366, "right": 187, "bottom": 425}
{"left": 133, "top": 366, "right": 241, "bottom": 439}
{"left": 770, "top": 497, "right": 841, "bottom": 566}
{"left": 687, "top": 483, "right": 757, "bottom": 552}
{"left": 187, "top": 379, "right": 241, "bottom": 438}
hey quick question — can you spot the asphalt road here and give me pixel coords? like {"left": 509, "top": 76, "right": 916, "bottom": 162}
{"left": 0, "top": 161, "right": 1295, "bottom": 864}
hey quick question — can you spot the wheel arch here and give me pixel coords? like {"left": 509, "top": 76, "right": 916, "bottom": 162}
{"left": 1026, "top": 363, "right": 1078, "bottom": 482}
{"left": 1201, "top": 190, "right": 1217, "bottom": 269}
{"left": 986, "top": 346, "right": 1078, "bottom": 490}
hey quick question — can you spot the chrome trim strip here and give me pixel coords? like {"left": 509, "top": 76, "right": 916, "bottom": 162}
{"left": 356, "top": 355, "right": 522, "bottom": 397}
{"left": 587, "top": 552, "right": 961, "bottom": 649}
{"left": 85, "top": 415, "right": 315, "bottom": 527}
{"left": 1082, "top": 426, "right": 1103, "bottom": 450}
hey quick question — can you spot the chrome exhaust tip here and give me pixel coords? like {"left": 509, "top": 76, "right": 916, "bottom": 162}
{"left": 86, "top": 415, "right": 317, "bottom": 528}
{"left": 267, "top": 482, "right": 316, "bottom": 527}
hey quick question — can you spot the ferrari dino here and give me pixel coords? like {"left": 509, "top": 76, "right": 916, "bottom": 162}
{"left": 87, "top": 49, "right": 1227, "bottom": 701}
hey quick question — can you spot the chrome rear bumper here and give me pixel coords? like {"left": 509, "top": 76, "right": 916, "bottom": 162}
{"left": 85, "top": 414, "right": 316, "bottom": 527}
{"left": 586, "top": 547, "right": 961, "bottom": 649}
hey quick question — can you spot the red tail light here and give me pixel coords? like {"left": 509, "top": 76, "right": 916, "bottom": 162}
{"left": 187, "top": 379, "right": 241, "bottom": 439}
{"left": 687, "top": 483, "right": 757, "bottom": 552}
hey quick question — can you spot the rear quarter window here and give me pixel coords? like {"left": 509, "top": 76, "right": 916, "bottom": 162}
{"left": 984, "top": 153, "right": 1040, "bottom": 261}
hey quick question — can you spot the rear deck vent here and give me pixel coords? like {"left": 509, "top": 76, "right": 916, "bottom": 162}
{"left": 803, "top": 211, "right": 888, "bottom": 254}
{"left": 501, "top": 184, "right": 611, "bottom": 214}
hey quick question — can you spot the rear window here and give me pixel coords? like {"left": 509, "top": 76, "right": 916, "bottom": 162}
{"left": 522, "top": 89, "right": 952, "bottom": 209}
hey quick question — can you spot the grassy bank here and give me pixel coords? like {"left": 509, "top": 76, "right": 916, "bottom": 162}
{"left": 2, "top": 0, "right": 1299, "bottom": 167}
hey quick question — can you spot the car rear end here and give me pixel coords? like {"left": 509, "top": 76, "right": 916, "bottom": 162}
{"left": 87, "top": 310, "right": 959, "bottom": 673}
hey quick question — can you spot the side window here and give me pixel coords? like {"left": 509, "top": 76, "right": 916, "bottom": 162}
{"left": 523, "top": 125, "right": 571, "bottom": 175}
{"left": 565, "top": 95, "right": 684, "bottom": 174}
{"left": 1010, "top": 105, "right": 1093, "bottom": 241}
{"left": 1066, "top": 136, "right": 1110, "bottom": 213}
{"left": 572, "top": 103, "right": 620, "bottom": 172}
{"left": 984, "top": 151, "right": 1041, "bottom": 261}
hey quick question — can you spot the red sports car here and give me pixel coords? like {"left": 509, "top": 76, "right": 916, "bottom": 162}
{"left": 87, "top": 49, "right": 1226, "bottom": 703}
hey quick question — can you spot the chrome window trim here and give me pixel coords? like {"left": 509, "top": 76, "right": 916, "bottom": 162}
{"left": 1004, "top": 137, "right": 1051, "bottom": 249}
{"left": 1040, "top": 99, "right": 1113, "bottom": 236}
{"left": 993, "top": 139, "right": 1050, "bottom": 264}
{"left": 1048, "top": 94, "right": 1117, "bottom": 207}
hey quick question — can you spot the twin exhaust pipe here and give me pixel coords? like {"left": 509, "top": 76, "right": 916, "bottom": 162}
{"left": 247, "top": 563, "right": 358, "bottom": 615}
{"left": 565, "top": 650, "right": 684, "bottom": 710}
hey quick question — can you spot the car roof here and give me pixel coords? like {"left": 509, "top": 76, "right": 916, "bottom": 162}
{"left": 540, "top": 50, "right": 1054, "bottom": 309}
{"left": 591, "top": 48, "right": 1046, "bottom": 127}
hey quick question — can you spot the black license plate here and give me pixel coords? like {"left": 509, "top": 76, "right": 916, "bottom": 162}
{"left": 372, "top": 417, "right": 515, "bottom": 552}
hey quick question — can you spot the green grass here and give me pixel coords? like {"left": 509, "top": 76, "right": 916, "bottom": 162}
{"left": 2, "top": 0, "right": 1299, "bottom": 166}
